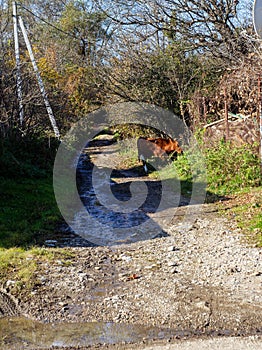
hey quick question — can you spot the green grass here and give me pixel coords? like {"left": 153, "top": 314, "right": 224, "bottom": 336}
{"left": 0, "top": 177, "right": 62, "bottom": 248}
{"left": 154, "top": 141, "right": 261, "bottom": 196}
{"left": 204, "top": 141, "right": 261, "bottom": 195}
{"left": 0, "top": 135, "right": 72, "bottom": 290}
{"left": 0, "top": 175, "right": 74, "bottom": 291}
{"left": 248, "top": 211, "right": 262, "bottom": 247}
{"left": 219, "top": 188, "right": 262, "bottom": 247}
{"left": 0, "top": 246, "right": 74, "bottom": 292}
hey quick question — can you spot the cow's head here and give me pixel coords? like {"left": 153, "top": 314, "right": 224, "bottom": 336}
{"left": 170, "top": 139, "right": 183, "bottom": 154}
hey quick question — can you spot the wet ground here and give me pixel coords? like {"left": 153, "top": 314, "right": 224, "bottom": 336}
{"left": 0, "top": 317, "right": 178, "bottom": 349}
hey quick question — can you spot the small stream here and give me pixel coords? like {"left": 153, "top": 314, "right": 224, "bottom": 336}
{"left": 50, "top": 136, "right": 191, "bottom": 247}
{"left": 69, "top": 137, "right": 188, "bottom": 246}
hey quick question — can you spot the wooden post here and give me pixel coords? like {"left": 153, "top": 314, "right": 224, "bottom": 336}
{"left": 224, "top": 86, "right": 229, "bottom": 141}
{"left": 12, "top": 2, "right": 24, "bottom": 125}
{"left": 257, "top": 74, "right": 261, "bottom": 125}
{"left": 258, "top": 74, "right": 262, "bottom": 171}
{"left": 18, "top": 16, "right": 60, "bottom": 139}
{"left": 202, "top": 96, "right": 207, "bottom": 124}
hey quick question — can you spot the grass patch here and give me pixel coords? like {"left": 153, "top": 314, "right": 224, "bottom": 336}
{"left": 0, "top": 177, "right": 62, "bottom": 248}
{"left": 0, "top": 135, "right": 74, "bottom": 290}
{"left": 146, "top": 159, "right": 193, "bottom": 196}
{"left": 0, "top": 247, "right": 74, "bottom": 292}
{"left": 154, "top": 141, "right": 261, "bottom": 194}
{"left": 220, "top": 188, "right": 262, "bottom": 247}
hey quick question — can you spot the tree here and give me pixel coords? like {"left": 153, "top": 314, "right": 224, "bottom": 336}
{"left": 106, "top": 43, "right": 206, "bottom": 124}
{"left": 102, "top": 0, "right": 255, "bottom": 63}
{"left": 57, "top": 1, "right": 110, "bottom": 65}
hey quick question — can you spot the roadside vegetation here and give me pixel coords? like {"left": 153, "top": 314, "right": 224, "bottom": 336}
{"left": 0, "top": 177, "right": 61, "bottom": 248}
{"left": 0, "top": 135, "right": 66, "bottom": 289}
{"left": 0, "top": 173, "right": 74, "bottom": 291}
{"left": 221, "top": 188, "right": 262, "bottom": 247}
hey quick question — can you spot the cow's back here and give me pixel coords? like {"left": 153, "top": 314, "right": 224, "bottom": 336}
{"left": 137, "top": 137, "right": 165, "bottom": 159}
{"left": 137, "top": 136, "right": 182, "bottom": 160}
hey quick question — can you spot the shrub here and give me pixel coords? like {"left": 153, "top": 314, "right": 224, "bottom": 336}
{"left": 204, "top": 140, "right": 261, "bottom": 195}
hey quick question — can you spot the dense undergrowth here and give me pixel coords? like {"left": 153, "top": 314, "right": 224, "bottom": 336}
{"left": 0, "top": 133, "right": 59, "bottom": 179}
{"left": 204, "top": 141, "right": 261, "bottom": 195}
{"left": 0, "top": 134, "right": 62, "bottom": 248}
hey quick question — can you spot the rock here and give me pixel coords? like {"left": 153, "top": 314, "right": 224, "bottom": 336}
{"left": 135, "top": 294, "right": 143, "bottom": 299}
{"left": 121, "top": 255, "right": 132, "bottom": 262}
{"left": 144, "top": 264, "right": 158, "bottom": 270}
{"left": 111, "top": 295, "right": 120, "bottom": 303}
{"left": 167, "top": 261, "right": 179, "bottom": 267}
{"left": 44, "top": 240, "right": 58, "bottom": 247}
{"left": 6, "top": 280, "right": 16, "bottom": 288}
{"left": 167, "top": 246, "right": 179, "bottom": 252}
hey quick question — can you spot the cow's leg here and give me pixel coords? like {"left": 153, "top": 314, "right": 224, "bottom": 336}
{"left": 139, "top": 154, "right": 148, "bottom": 174}
{"left": 169, "top": 151, "right": 177, "bottom": 162}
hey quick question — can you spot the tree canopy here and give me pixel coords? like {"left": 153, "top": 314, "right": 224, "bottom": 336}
{"left": 0, "top": 0, "right": 259, "bottom": 140}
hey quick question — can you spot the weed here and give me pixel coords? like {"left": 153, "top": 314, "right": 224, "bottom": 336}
{"left": 220, "top": 188, "right": 262, "bottom": 247}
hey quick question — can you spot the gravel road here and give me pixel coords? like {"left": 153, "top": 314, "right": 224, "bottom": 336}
{"left": 0, "top": 135, "right": 261, "bottom": 349}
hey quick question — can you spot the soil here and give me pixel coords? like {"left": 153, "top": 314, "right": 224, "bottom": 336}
{"left": 0, "top": 135, "right": 261, "bottom": 349}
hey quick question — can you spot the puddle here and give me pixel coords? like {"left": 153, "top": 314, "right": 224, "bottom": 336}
{"left": 0, "top": 317, "right": 176, "bottom": 349}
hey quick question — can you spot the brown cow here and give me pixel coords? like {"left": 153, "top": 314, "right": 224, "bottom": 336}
{"left": 137, "top": 136, "right": 183, "bottom": 173}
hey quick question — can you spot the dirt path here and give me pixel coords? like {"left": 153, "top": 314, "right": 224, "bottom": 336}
{"left": 0, "top": 135, "right": 261, "bottom": 349}
{"left": 18, "top": 208, "right": 262, "bottom": 331}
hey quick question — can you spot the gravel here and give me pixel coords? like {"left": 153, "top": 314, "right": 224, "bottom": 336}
{"left": 5, "top": 204, "right": 259, "bottom": 338}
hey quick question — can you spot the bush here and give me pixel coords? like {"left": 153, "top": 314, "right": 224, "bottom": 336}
{"left": 161, "top": 140, "right": 261, "bottom": 197}
{"left": 0, "top": 134, "right": 59, "bottom": 179}
{"left": 204, "top": 141, "right": 261, "bottom": 195}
